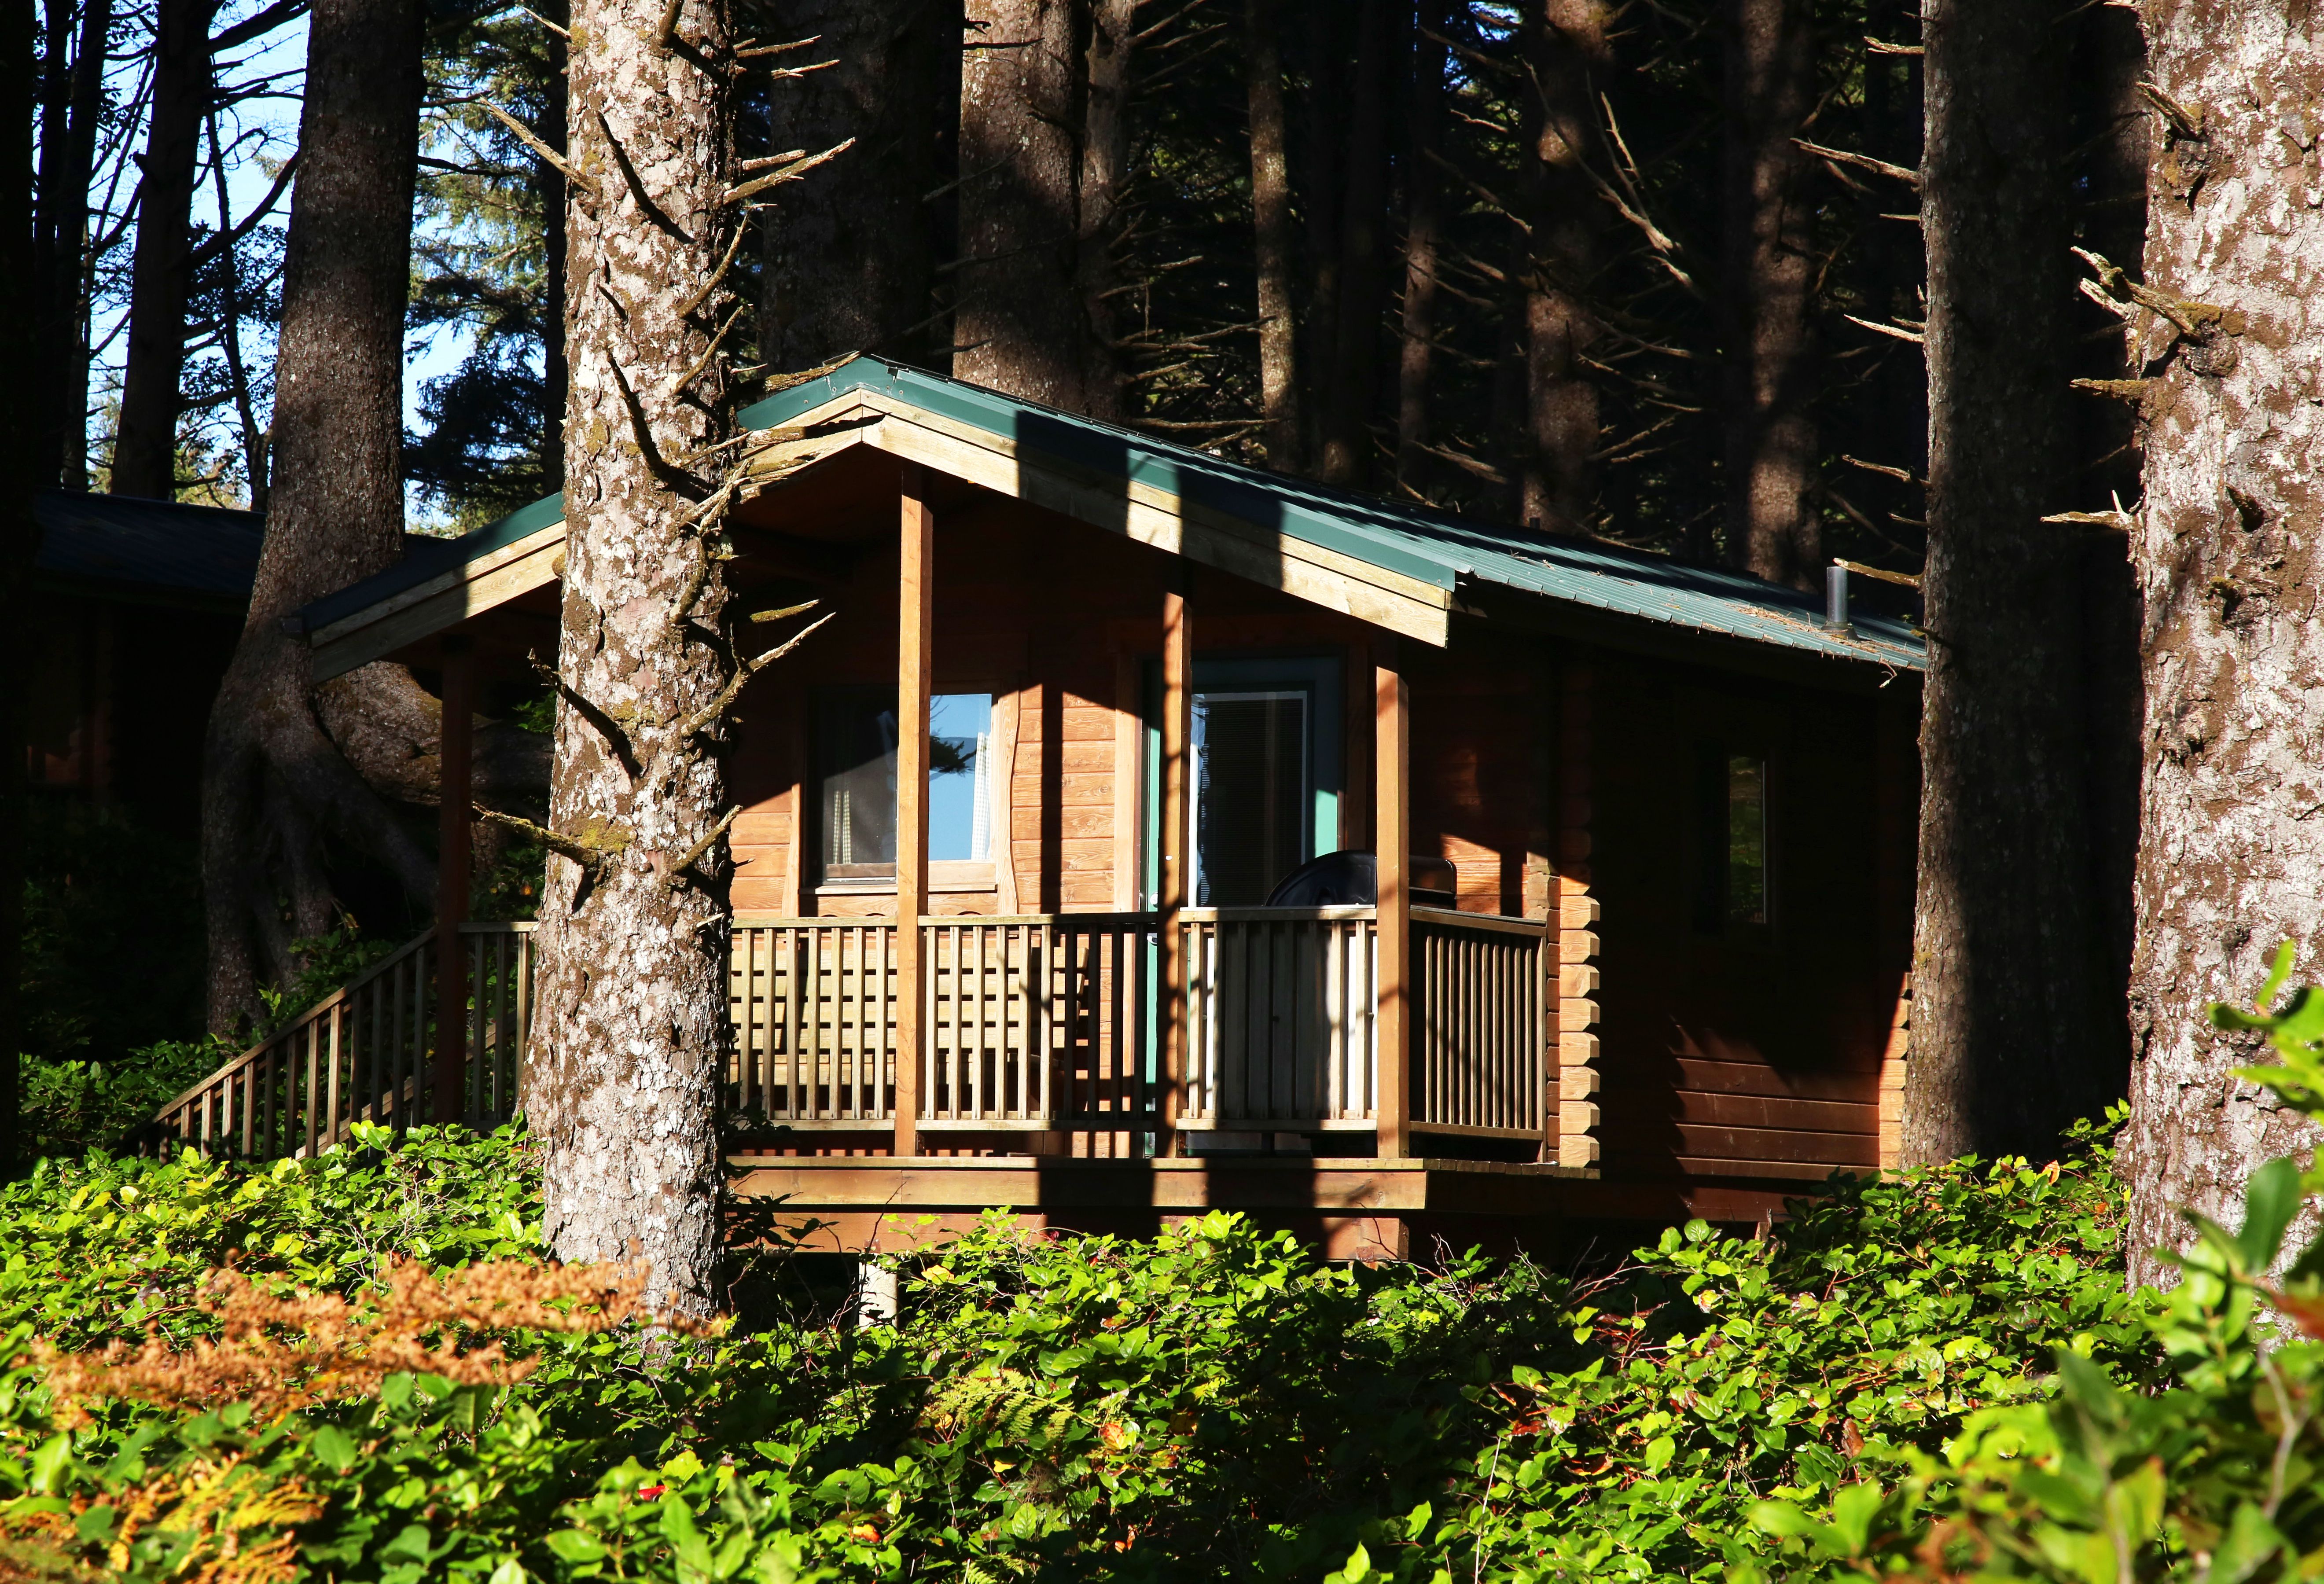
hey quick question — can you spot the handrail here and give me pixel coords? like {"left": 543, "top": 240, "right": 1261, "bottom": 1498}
{"left": 153, "top": 926, "right": 440, "bottom": 1117}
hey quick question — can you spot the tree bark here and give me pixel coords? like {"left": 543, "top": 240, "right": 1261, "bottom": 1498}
{"left": 1394, "top": 4, "right": 1445, "bottom": 497}
{"left": 525, "top": 0, "right": 745, "bottom": 1318}
{"left": 1902, "top": 0, "right": 2118, "bottom": 1166}
{"left": 1074, "top": 0, "right": 1135, "bottom": 422}
{"left": 1517, "top": 0, "right": 1610, "bottom": 535}
{"left": 1316, "top": 0, "right": 1394, "bottom": 487}
{"left": 759, "top": 0, "right": 941, "bottom": 372}
{"left": 537, "top": 0, "right": 568, "bottom": 486}
{"left": 2, "top": 0, "right": 38, "bottom": 1167}
{"left": 34, "top": 0, "right": 110, "bottom": 492}
{"left": 1721, "top": 0, "right": 1819, "bottom": 588}
{"left": 1246, "top": 0, "right": 1299, "bottom": 471}
{"left": 1296, "top": 1, "right": 1340, "bottom": 468}
{"left": 956, "top": 0, "right": 1087, "bottom": 407}
{"left": 199, "top": 0, "right": 428, "bottom": 1029}
{"left": 2120, "top": 6, "right": 2324, "bottom": 1286}
{"left": 111, "top": 0, "right": 219, "bottom": 499}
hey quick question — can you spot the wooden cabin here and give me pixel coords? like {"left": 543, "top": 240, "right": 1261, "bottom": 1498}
{"left": 174, "top": 356, "right": 1924, "bottom": 1256}
{"left": 28, "top": 492, "right": 261, "bottom": 834}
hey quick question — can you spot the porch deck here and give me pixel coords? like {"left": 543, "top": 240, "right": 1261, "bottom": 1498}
{"left": 150, "top": 905, "right": 1584, "bottom": 1245}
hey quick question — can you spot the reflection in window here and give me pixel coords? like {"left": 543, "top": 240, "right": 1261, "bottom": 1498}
{"left": 928, "top": 693, "right": 993, "bottom": 863}
{"left": 1727, "top": 755, "right": 1768, "bottom": 927}
{"left": 817, "top": 689, "right": 993, "bottom": 880}
{"left": 1193, "top": 690, "right": 1306, "bottom": 906}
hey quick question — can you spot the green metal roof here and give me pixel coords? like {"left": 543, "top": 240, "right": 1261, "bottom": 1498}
{"left": 300, "top": 355, "right": 1923, "bottom": 671}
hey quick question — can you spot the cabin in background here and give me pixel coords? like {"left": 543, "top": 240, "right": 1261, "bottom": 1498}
{"left": 169, "top": 357, "right": 1924, "bottom": 1253}
{"left": 27, "top": 492, "right": 260, "bottom": 834}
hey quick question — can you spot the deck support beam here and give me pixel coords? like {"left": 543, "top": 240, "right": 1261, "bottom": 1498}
{"left": 1375, "top": 637, "right": 1410, "bottom": 1159}
{"left": 432, "top": 635, "right": 475, "bottom": 1125}
{"left": 1158, "top": 576, "right": 1193, "bottom": 1152}
{"left": 894, "top": 465, "right": 933, "bottom": 1158}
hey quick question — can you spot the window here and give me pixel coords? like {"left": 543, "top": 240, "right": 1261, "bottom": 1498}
{"left": 1725, "top": 755, "right": 1768, "bottom": 927}
{"left": 817, "top": 689, "right": 993, "bottom": 882}
{"left": 1193, "top": 690, "right": 1307, "bottom": 906}
{"left": 1696, "top": 747, "right": 1772, "bottom": 932}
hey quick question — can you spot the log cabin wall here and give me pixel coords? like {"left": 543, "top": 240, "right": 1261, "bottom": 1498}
{"left": 1583, "top": 650, "right": 1919, "bottom": 1205}
{"left": 720, "top": 498, "right": 1574, "bottom": 934}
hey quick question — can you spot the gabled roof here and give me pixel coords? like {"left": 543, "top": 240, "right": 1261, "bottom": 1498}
{"left": 36, "top": 490, "right": 264, "bottom": 608}
{"left": 296, "top": 354, "right": 1925, "bottom": 679}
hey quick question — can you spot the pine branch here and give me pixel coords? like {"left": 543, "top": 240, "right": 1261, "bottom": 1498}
{"left": 665, "top": 806, "right": 742, "bottom": 890}
{"left": 1794, "top": 138, "right": 1921, "bottom": 189}
{"left": 529, "top": 651, "right": 642, "bottom": 778}
{"left": 475, "top": 806, "right": 630, "bottom": 875}
{"left": 476, "top": 101, "right": 594, "bottom": 195}
{"left": 674, "top": 612, "right": 835, "bottom": 743}
{"left": 718, "top": 140, "right": 851, "bottom": 206}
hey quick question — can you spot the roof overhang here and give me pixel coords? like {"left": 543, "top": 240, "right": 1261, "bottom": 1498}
{"left": 301, "top": 355, "right": 1924, "bottom": 680}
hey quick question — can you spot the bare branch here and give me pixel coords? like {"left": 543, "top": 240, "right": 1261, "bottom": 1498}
{"left": 674, "top": 612, "right": 835, "bottom": 742}
{"left": 665, "top": 805, "right": 742, "bottom": 890}
{"left": 673, "top": 223, "right": 749, "bottom": 321}
{"left": 1835, "top": 558, "right": 1923, "bottom": 588}
{"left": 476, "top": 806, "right": 631, "bottom": 875}
{"left": 530, "top": 651, "right": 642, "bottom": 777}
{"left": 478, "top": 102, "right": 594, "bottom": 195}
{"left": 1794, "top": 138, "right": 1921, "bottom": 189}
{"left": 1843, "top": 312, "right": 1926, "bottom": 345}
{"left": 719, "top": 139, "right": 851, "bottom": 206}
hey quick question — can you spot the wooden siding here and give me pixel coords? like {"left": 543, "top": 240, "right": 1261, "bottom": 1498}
{"left": 1587, "top": 655, "right": 1912, "bottom": 1187}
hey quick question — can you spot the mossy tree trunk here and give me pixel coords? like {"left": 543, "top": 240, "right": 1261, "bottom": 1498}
{"left": 523, "top": 0, "right": 746, "bottom": 1318}
{"left": 2120, "top": 5, "right": 2324, "bottom": 1286}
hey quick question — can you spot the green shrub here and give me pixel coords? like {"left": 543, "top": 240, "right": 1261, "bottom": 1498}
{"left": 0, "top": 1114, "right": 2151, "bottom": 1582}
{"left": 1748, "top": 944, "right": 2324, "bottom": 1583}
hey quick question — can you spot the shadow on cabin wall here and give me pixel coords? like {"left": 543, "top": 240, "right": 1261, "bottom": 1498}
{"left": 1590, "top": 654, "right": 1916, "bottom": 1188}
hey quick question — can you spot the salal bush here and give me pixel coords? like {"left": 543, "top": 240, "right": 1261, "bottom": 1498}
{"left": 0, "top": 1116, "right": 2151, "bottom": 1581}
{"left": 1750, "top": 945, "right": 2324, "bottom": 1584}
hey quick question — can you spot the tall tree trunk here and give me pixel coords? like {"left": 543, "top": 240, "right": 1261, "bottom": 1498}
{"left": 1316, "top": 0, "right": 1394, "bottom": 486}
{"left": 1296, "top": 1, "right": 1340, "bottom": 469}
{"left": 1246, "top": 0, "right": 1299, "bottom": 471}
{"left": 956, "top": 0, "right": 1086, "bottom": 407}
{"left": 111, "top": 0, "right": 219, "bottom": 498}
{"left": 526, "top": 0, "right": 744, "bottom": 1318}
{"left": 207, "top": 112, "right": 267, "bottom": 512}
{"left": 1395, "top": 4, "right": 1445, "bottom": 496}
{"left": 2120, "top": 8, "right": 2324, "bottom": 1285}
{"left": 199, "top": 0, "right": 429, "bottom": 1029}
{"left": 760, "top": 0, "right": 941, "bottom": 372}
{"left": 1902, "top": 0, "right": 2116, "bottom": 1165}
{"left": 537, "top": 0, "right": 567, "bottom": 486}
{"left": 34, "top": 0, "right": 110, "bottom": 491}
{"left": 1518, "top": 0, "right": 1609, "bottom": 535}
{"left": 1721, "top": 0, "right": 1818, "bottom": 587}
{"left": 1074, "top": 0, "right": 1134, "bottom": 422}
{"left": 1, "top": 0, "right": 37, "bottom": 1168}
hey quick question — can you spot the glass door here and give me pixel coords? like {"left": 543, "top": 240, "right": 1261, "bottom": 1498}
{"left": 1143, "top": 655, "right": 1343, "bottom": 910}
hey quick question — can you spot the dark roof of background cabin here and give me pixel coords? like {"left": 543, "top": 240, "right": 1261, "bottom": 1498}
{"left": 296, "top": 356, "right": 1926, "bottom": 671}
{"left": 35, "top": 490, "right": 264, "bottom": 606}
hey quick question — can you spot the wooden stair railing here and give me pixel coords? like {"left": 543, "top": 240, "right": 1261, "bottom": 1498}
{"left": 147, "top": 922, "right": 537, "bottom": 1157}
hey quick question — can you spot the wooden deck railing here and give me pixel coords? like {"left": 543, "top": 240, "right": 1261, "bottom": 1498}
{"left": 154, "top": 908, "right": 1545, "bottom": 1155}
{"left": 1411, "top": 907, "right": 1550, "bottom": 1139}
{"left": 148, "top": 923, "right": 537, "bottom": 1156}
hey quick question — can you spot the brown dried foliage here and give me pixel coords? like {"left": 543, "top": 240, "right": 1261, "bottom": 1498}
{"left": 3, "top": 1451, "right": 320, "bottom": 1583}
{"left": 34, "top": 1259, "right": 713, "bottom": 1424}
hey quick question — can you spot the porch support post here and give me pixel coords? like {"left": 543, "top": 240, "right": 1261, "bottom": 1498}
{"left": 1158, "top": 577, "right": 1193, "bottom": 1152}
{"left": 1374, "top": 636, "right": 1410, "bottom": 1159}
{"left": 894, "top": 465, "right": 933, "bottom": 1158}
{"left": 432, "top": 635, "right": 475, "bottom": 1125}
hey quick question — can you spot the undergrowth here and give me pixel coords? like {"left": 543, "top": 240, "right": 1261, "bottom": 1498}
{"left": 0, "top": 1109, "right": 2166, "bottom": 1581}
